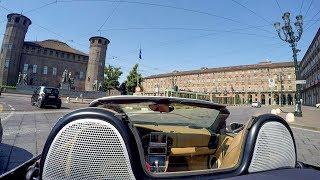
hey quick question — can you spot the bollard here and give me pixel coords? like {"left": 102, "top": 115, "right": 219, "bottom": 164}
{"left": 286, "top": 113, "right": 295, "bottom": 123}
{"left": 275, "top": 108, "right": 281, "bottom": 114}
{"left": 66, "top": 97, "right": 70, "bottom": 103}
{"left": 271, "top": 109, "right": 277, "bottom": 115}
{"left": 80, "top": 94, "right": 83, "bottom": 102}
{"left": 75, "top": 97, "right": 78, "bottom": 101}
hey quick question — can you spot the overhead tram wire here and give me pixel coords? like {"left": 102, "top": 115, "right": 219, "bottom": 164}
{"left": 57, "top": 0, "right": 275, "bottom": 35}
{"left": 305, "top": 16, "right": 320, "bottom": 31}
{"left": 230, "top": 0, "right": 273, "bottom": 25}
{"left": 105, "top": 24, "right": 278, "bottom": 60}
{"left": 24, "top": 0, "right": 58, "bottom": 14}
{"left": 109, "top": 41, "right": 288, "bottom": 75}
{"left": 97, "top": 0, "right": 121, "bottom": 32}
{"left": 304, "top": 0, "right": 314, "bottom": 19}
{"left": 304, "top": 9, "right": 320, "bottom": 28}
{"left": 275, "top": 0, "right": 283, "bottom": 14}
{"left": 298, "top": 0, "right": 304, "bottom": 15}
{"left": 0, "top": 3, "right": 13, "bottom": 12}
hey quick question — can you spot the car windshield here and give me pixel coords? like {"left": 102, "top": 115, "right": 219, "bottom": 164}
{"left": 44, "top": 88, "right": 59, "bottom": 94}
{"left": 0, "top": 0, "right": 320, "bottom": 177}
{"left": 113, "top": 103, "right": 220, "bottom": 128}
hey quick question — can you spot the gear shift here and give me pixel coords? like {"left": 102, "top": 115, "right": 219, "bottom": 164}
{"left": 154, "top": 160, "right": 159, "bottom": 172}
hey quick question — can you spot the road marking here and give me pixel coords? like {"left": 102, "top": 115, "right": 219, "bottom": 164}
{"left": 292, "top": 127, "right": 320, "bottom": 133}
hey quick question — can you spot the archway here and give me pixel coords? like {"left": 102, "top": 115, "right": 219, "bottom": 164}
{"left": 273, "top": 94, "right": 279, "bottom": 105}
{"left": 287, "top": 94, "right": 293, "bottom": 105}
{"left": 223, "top": 97, "right": 227, "bottom": 104}
{"left": 281, "top": 94, "right": 286, "bottom": 105}
{"left": 247, "top": 94, "right": 252, "bottom": 104}
{"left": 235, "top": 94, "right": 241, "bottom": 104}
{"left": 261, "top": 94, "right": 266, "bottom": 104}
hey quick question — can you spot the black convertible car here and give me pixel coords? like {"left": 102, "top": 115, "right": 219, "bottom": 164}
{"left": 1, "top": 96, "right": 320, "bottom": 179}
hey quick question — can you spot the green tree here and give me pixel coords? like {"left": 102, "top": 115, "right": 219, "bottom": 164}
{"left": 103, "top": 65, "right": 123, "bottom": 91}
{"left": 125, "top": 64, "right": 143, "bottom": 94}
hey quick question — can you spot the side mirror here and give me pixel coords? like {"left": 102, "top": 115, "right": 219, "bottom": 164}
{"left": 226, "top": 122, "right": 244, "bottom": 134}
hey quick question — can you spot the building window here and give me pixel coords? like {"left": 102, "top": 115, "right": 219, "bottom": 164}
{"left": 32, "top": 65, "right": 37, "bottom": 73}
{"left": 43, "top": 49, "right": 47, "bottom": 55}
{"left": 52, "top": 67, "right": 57, "bottom": 76}
{"left": 80, "top": 71, "right": 84, "bottom": 79}
{"left": 5, "top": 59, "right": 10, "bottom": 68}
{"left": 61, "top": 53, "right": 65, "bottom": 58}
{"left": 23, "top": 64, "right": 28, "bottom": 72}
{"left": 43, "top": 66, "right": 48, "bottom": 75}
{"left": 98, "top": 39, "right": 102, "bottom": 44}
{"left": 56, "top": 52, "right": 59, "bottom": 57}
{"left": 15, "top": 17, "right": 20, "bottom": 23}
{"left": 49, "top": 50, "right": 53, "bottom": 55}
{"left": 67, "top": 53, "right": 70, "bottom": 59}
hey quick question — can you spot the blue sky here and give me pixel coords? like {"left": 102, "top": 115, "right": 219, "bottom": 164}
{"left": 0, "top": 0, "right": 319, "bottom": 82}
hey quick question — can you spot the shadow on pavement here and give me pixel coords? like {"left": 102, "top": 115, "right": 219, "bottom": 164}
{"left": 0, "top": 143, "right": 33, "bottom": 174}
{"left": 42, "top": 106, "right": 69, "bottom": 109}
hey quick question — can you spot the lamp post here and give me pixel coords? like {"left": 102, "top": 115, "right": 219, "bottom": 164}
{"left": 274, "top": 12, "right": 303, "bottom": 117}
{"left": 277, "top": 72, "right": 284, "bottom": 107}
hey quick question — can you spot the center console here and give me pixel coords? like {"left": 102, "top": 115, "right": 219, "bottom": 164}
{"left": 146, "top": 132, "right": 169, "bottom": 172}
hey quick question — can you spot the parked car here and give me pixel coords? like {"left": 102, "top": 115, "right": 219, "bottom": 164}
{"left": 31, "top": 86, "right": 61, "bottom": 109}
{"left": 251, "top": 101, "right": 261, "bottom": 108}
{"left": 316, "top": 103, "right": 320, "bottom": 108}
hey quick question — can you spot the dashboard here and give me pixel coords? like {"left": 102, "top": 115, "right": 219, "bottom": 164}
{"left": 135, "top": 124, "right": 218, "bottom": 172}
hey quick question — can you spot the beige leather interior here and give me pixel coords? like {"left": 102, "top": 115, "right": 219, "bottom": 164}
{"left": 171, "top": 147, "right": 215, "bottom": 156}
{"left": 135, "top": 124, "right": 212, "bottom": 147}
{"left": 219, "top": 130, "right": 245, "bottom": 169}
{"left": 135, "top": 123, "right": 246, "bottom": 172}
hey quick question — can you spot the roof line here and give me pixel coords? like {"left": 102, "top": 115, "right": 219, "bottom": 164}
{"left": 144, "top": 61, "right": 294, "bottom": 79}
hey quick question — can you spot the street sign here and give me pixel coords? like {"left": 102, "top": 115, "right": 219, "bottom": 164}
{"left": 295, "top": 80, "right": 306, "bottom": 84}
{"left": 268, "top": 78, "right": 275, "bottom": 88}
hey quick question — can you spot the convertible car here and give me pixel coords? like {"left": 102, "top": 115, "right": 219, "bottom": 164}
{"left": 1, "top": 96, "right": 320, "bottom": 179}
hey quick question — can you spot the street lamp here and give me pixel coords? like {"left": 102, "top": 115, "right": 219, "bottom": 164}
{"left": 277, "top": 73, "right": 284, "bottom": 107}
{"left": 274, "top": 12, "right": 303, "bottom": 117}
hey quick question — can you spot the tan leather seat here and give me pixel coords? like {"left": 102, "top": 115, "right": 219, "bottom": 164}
{"left": 219, "top": 130, "right": 245, "bottom": 169}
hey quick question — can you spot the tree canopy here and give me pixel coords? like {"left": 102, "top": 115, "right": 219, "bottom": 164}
{"left": 103, "top": 65, "right": 123, "bottom": 91}
{"left": 125, "top": 64, "right": 143, "bottom": 94}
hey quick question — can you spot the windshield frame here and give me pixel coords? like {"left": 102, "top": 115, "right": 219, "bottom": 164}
{"left": 91, "top": 96, "right": 230, "bottom": 133}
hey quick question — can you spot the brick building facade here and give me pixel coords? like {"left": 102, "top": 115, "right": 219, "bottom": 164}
{"left": 300, "top": 28, "right": 320, "bottom": 106}
{"left": 143, "top": 61, "right": 297, "bottom": 105}
{"left": 0, "top": 13, "right": 109, "bottom": 91}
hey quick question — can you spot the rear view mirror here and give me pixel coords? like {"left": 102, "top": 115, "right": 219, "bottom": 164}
{"left": 149, "top": 104, "right": 174, "bottom": 113}
{"left": 226, "top": 122, "right": 244, "bottom": 133}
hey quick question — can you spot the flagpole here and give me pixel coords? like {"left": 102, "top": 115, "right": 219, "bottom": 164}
{"left": 136, "top": 45, "right": 141, "bottom": 92}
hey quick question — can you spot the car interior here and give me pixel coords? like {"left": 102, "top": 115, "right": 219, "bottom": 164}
{"left": 1, "top": 97, "right": 307, "bottom": 180}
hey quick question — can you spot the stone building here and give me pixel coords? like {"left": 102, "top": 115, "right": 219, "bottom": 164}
{"left": 300, "top": 28, "right": 320, "bottom": 106}
{"left": 143, "top": 61, "right": 297, "bottom": 105}
{"left": 0, "top": 13, "right": 109, "bottom": 91}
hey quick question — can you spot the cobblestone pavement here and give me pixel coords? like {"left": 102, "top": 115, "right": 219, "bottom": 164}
{"left": 292, "top": 127, "right": 320, "bottom": 167}
{"left": 0, "top": 94, "right": 320, "bottom": 174}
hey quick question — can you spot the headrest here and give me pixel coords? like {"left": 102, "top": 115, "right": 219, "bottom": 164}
{"left": 39, "top": 108, "right": 144, "bottom": 179}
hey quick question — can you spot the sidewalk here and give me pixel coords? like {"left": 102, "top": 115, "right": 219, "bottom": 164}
{"left": 278, "top": 106, "right": 320, "bottom": 131}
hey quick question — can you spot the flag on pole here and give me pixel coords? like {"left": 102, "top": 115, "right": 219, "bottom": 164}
{"left": 139, "top": 48, "right": 142, "bottom": 60}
